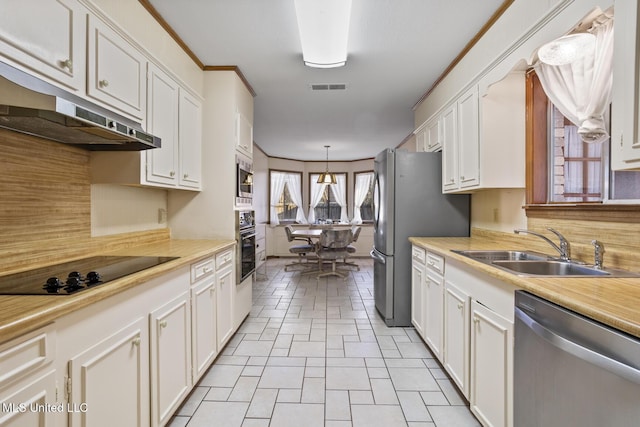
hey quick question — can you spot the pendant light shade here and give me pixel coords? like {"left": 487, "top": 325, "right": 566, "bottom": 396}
{"left": 317, "top": 145, "right": 337, "bottom": 184}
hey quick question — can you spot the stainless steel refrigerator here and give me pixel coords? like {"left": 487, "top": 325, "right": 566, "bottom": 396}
{"left": 371, "top": 149, "right": 470, "bottom": 327}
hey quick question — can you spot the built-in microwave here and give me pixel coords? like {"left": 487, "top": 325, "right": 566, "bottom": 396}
{"left": 236, "top": 154, "right": 253, "bottom": 206}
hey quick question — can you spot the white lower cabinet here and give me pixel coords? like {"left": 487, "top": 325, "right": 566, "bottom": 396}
{"left": 150, "top": 292, "right": 192, "bottom": 427}
{"left": 216, "top": 265, "right": 235, "bottom": 350}
{"left": 68, "top": 316, "right": 149, "bottom": 427}
{"left": 443, "top": 281, "right": 470, "bottom": 398}
{"left": 423, "top": 269, "right": 443, "bottom": 360}
{"left": 411, "top": 246, "right": 426, "bottom": 338}
{"left": 191, "top": 256, "right": 218, "bottom": 382}
{"left": 470, "top": 300, "right": 513, "bottom": 427}
{"left": 0, "top": 370, "right": 57, "bottom": 427}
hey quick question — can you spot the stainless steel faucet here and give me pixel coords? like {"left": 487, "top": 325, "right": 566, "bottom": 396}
{"left": 591, "top": 240, "right": 605, "bottom": 269}
{"left": 514, "top": 227, "right": 571, "bottom": 261}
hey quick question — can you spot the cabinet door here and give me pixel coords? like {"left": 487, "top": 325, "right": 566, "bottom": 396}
{"left": 150, "top": 292, "right": 191, "bottom": 427}
{"left": 178, "top": 89, "right": 203, "bottom": 189}
{"left": 0, "top": 370, "right": 56, "bottom": 427}
{"left": 426, "top": 116, "right": 442, "bottom": 152}
{"left": 443, "top": 281, "right": 470, "bottom": 398}
{"left": 611, "top": 0, "right": 640, "bottom": 169}
{"left": 68, "top": 316, "right": 149, "bottom": 427}
{"left": 423, "top": 270, "right": 443, "bottom": 361}
{"left": 235, "top": 112, "right": 253, "bottom": 155}
{"left": 414, "top": 127, "right": 427, "bottom": 152}
{"left": 457, "top": 86, "right": 480, "bottom": 189}
{"left": 411, "top": 261, "right": 426, "bottom": 338}
{"left": 442, "top": 103, "right": 458, "bottom": 191}
{"left": 0, "top": 0, "right": 85, "bottom": 90}
{"left": 216, "top": 266, "right": 235, "bottom": 349}
{"left": 87, "top": 15, "right": 146, "bottom": 119}
{"left": 470, "top": 300, "right": 513, "bottom": 427}
{"left": 191, "top": 279, "right": 217, "bottom": 382}
{"left": 146, "top": 63, "right": 179, "bottom": 186}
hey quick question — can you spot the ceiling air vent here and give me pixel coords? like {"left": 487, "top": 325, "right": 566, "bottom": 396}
{"left": 310, "top": 83, "right": 347, "bottom": 91}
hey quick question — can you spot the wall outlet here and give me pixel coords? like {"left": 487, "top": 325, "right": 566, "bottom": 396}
{"left": 158, "top": 208, "right": 167, "bottom": 224}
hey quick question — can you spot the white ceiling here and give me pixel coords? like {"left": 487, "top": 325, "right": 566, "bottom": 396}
{"left": 148, "top": 0, "right": 506, "bottom": 161}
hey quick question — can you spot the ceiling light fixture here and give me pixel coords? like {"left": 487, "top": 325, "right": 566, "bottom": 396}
{"left": 294, "top": 0, "right": 352, "bottom": 68}
{"left": 538, "top": 32, "right": 596, "bottom": 66}
{"left": 317, "top": 145, "right": 337, "bottom": 184}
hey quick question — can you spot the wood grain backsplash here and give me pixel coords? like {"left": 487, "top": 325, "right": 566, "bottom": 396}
{"left": 0, "top": 128, "right": 91, "bottom": 250}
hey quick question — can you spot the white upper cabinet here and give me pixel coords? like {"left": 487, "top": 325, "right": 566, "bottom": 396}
{"left": 611, "top": 0, "right": 640, "bottom": 170}
{"left": 146, "top": 63, "right": 180, "bottom": 186}
{"left": 440, "top": 73, "right": 525, "bottom": 193}
{"left": 178, "top": 90, "right": 203, "bottom": 189}
{"left": 235, "top": 111, "right": 253, "bottom": 156}
{"left": 414, "top": 115, "right": 442, "bottom": 153}
{"left": 86, "top": 14, "right": 147, "bottom": 120}
{"left": 0, "top": 0, "right": 86, "bottom": 91}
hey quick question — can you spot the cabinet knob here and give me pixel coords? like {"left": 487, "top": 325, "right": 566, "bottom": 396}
{"left": 132, "top": 336, "right": 141, "bottom": 346}
{"left": 99, "top": 79, "right": 109, "bottom": 88}
{"left": 449, "top": 178, "right": 455, "bottom": 183}
{"left": 461, "top": 175, "right": 465, "bottom": 180}
{"left": 60, "top": 59, "right": 73, "bottom": 71}
{"left": 183, "top": 173, "right": 189, "bottom": 179}
{"left": 203, "top": 267, "right": 212, "bottom": 273}
{"left": 159, "top": 320, "right": 168, "bottom": 329}
{"left": 457, "top": 303, "right": 463, "bottom": 310}
{"left": 170, "top": 171, "right": 176, "bottom": 177}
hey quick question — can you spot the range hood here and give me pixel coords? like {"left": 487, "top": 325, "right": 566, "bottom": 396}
{"left": 0, "top": 62, "right": 160, "bottom": 151}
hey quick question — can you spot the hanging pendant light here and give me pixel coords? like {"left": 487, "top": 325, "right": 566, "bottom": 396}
{"left": 317, "top": 145, "right": 337, "bottom": 184}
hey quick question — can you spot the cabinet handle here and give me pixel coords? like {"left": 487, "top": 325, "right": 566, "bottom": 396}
{"left": 461, "top": 175, "right": 465, "bottom": 180}
{"left": 473, "top": 317, "right": 480, "bottom": 324}
{"left": 60, "top": 59, "right": 73, "bottom": 71}
{"left": 159, "top": 320, "right": 168, "bottom": 329}
{"left": 132, "top": 336, "right": 141, "bottom": 346}
{"left": 183, "top": 173, "right": 189, "bottom": 179}
{"left": 458, "top": 303, "right": 463, "bottom": 310}
{"left": 170, "top": 171, "right": 176, "bottom": 177}
{"left": 449, "top": 178, "right": 455, "bottom": 183}
{"left": 99, "top": 79, "right": 109, "bottom": 88}
{"left": 203, "top": 267, "right": 212, "bottom": 273}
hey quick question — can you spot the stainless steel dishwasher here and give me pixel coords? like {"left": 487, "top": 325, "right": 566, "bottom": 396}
{"left": 514, "top": 290, "right": 640, "bottom": 427}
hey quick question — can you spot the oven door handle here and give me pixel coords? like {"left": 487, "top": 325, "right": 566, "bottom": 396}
{"left": 241, "top": 232, "right": 257, "bottom": 240}
{"left": 515, "top": 306, "right": 640, "bottom": 384}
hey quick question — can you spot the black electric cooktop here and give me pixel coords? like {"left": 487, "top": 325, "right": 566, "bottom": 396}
{"left": 0, "top": 256, "right": 178, "bottom": 295}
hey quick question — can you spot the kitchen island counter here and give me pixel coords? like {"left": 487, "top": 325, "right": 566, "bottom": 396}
{"left": 0, "top": 231, "right": 235, "bottom": 344}
{"left": 410, "top": 232, "right": 640, "bottom": 338}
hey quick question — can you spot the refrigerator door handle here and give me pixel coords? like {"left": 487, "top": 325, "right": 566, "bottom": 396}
{"left": 370, "top": 248, "right": 386, "bottom": 264}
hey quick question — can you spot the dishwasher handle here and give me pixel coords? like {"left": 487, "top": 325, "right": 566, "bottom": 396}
{"left": 515, "top": 306, "right": 640, "bottom": 385}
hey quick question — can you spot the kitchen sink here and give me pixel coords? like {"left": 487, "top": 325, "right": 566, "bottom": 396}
{"left": 492, "top": 260, "right": 610, "bottom": 276}
{"left": 452, "top": 249, "right": 640, "bottom": 277}
{"left": 452, "top": 250, "right": 550, "bottom": 262}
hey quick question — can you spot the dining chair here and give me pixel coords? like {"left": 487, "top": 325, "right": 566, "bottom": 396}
{"left": 284, "top": 225, "right": 316, "bottom": 271}
{"left": 315, "top": 228, "right": 354, "bottom": 279}
{"left": 341, "top": 225, "right": 361, "bottom": 270}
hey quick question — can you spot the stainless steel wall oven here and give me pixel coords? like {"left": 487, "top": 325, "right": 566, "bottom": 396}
{"left": 236, "top": 210, "right": 256, "bottom": 283}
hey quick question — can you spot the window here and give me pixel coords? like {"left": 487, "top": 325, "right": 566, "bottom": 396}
{"left": 526, "top": 70, "right": 640, "bottom": 206}
{"left": 269, "top": 170, "right": 303, "bottom": 224}
{"left": 309, "top": 173, "right": 347, "bottom": 223}
{"left": 354, "top": 171, "right": 374, "bottom": 223}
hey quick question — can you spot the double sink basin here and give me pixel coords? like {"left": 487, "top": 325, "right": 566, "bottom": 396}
{"left": 452, "top": 250, "right": 640, "bottom": 278}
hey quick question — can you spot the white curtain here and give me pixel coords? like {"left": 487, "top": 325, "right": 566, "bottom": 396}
{"left": 286, "top": 173, "right": 307, "bottom": 224}
{"left": 534, "top": 17, "right": 614, "bottom": 144}
{"left": 269, "top": 171, "right": 288, "bottom": 226}
{"left": 307, "top": 176, "right": 326, "bottom": 224}
{"left": 352, "top": 173, "right": 372, "bottom": 224}
{"left": 330, "top": 174, "right": 349, "bottom": 223}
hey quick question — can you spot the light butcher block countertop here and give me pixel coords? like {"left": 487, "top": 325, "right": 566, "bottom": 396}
{"left": 409, "top": 234, "right": 640, "bottom": 338}
{"left": 0, "top": 237, "right": 235, "bottom": 345}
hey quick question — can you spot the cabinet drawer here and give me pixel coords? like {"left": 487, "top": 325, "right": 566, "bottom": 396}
{"left": 412, "top": 246, "right": 426, "bottom": 265}
{"left": 215, "top": 249, "right": 234, "bottom": 271}
{"left": 0, "top": 324, "right": 55, "bottom": 387}
{"left": 191, "top": 256, "right": 214, "bottom": 283}
{"left": 426, "top": 252, "right": 444, "bottom": 274}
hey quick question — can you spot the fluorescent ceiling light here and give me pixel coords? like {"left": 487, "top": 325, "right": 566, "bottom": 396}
{"left": 294, "top": 0, "right": 352, "bottom": 68}
{"left": 538, "top": 33, "right": 596, "bottom": 66}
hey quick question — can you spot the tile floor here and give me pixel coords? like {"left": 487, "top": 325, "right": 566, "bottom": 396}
{"left": 167, "top": 258, "right": 480, "bottom": 427}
